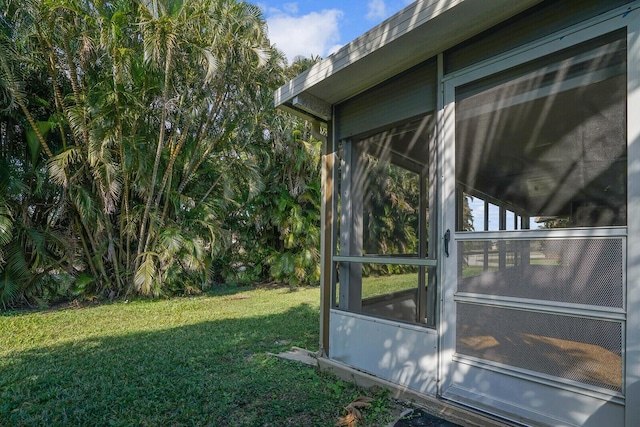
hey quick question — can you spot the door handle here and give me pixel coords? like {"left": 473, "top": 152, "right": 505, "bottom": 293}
{"left": 444, "top": 229, "right": 450, "bottom": 257}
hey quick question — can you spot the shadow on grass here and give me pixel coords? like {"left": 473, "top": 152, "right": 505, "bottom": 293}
{"left": 0, "top": 303, "right": 373, "bottom": 427}
{"left": 0, "top": 283, "right": 311, "bottom": 318}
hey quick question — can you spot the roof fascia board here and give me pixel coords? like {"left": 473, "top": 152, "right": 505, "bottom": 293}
{"left": 274, "top": 0, "right": 542, "bottom": 108}
{"left": 275, "top": 0, "right": 463, "bottom": 107}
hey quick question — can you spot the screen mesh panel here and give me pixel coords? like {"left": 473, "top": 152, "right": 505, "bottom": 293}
{"left": 456, "top": 303, "right": 622, "bottom": 392}
{"left": 455, "top": 30, "right": 627, "bottom": 228}
{"left": 458, "top": 238, "right": 624, "bottom": 307}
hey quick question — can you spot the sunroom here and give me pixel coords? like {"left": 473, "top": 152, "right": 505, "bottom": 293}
{"left": 274, "top": 1, "right": 640, "bottom": 426}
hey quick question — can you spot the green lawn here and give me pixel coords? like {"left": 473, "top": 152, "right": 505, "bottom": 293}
{"left": 335, "top": 272, "right": 421, "bottom": 303}
{"left": 362, "top": 273, "right": 419, "bottom": 298}
{"left": 0, "top": 286, "right": 395, "bottom": 426}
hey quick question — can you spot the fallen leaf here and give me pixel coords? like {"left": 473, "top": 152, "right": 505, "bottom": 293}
{"left": 335, "top": 412, "right": 357, "bottom": 427}
{"left": 335, "top": 396, "right": 373, "bottom": 426}
{"left": 347, "top": 396, "right": 374, "bottom": 408}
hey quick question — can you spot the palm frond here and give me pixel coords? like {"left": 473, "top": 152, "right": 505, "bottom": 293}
{"left": 48, "top": 146, "right": 83, "bottom": 187}
{"left": 134, "top": 252, "right": 157, "bottom": 295}
{"left": 251, "top": 46, "right": 269, "bottom": 68}
{"left": 0, "top": 236, "right": 31, "bottom": 307}
{"left": 66, "top": 104, "right": 89, "bottom": 144}
{"left": 0, "top": 199, "right": 14, "bottom": 248}
{"left": 201, "top": 47, "right": 218, "bottom": 84}
{"left": 70, "top": 184, "right": 99, "bottom": 225}
{"left": 159, "top": 227, "right": 186, "bottom": 254}
{"left": 0, "top": 270, "right": 22, "bottom": 309}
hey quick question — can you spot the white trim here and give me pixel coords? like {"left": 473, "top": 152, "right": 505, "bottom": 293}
{"left": 332, "top": 255, "right": 437, "bottom": 267}
{"left": 274, "top": 0, "right": 542, "bottom": 107}
{"left": 435, "top": 51, "right": 446, "bottom": 397}
{"left": 625, "top": 6, "right": 640, "bottom": 427}
{"left": 329, "top": 308, "right": 438, "bottom": 334}
{"left": 453, "top": 293, "right": 627, "bottom": 321}
{"left": 455, "top": 227, "right": 627, "bottom": 240}
{"left": 440, "top": 74, "right": 458, "bottom": 397}
{"left": 275, "top": 0, "right": 463, "bottom": 103}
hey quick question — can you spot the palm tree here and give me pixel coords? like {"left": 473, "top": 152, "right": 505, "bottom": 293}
{"left": 131, "top": 0, "right": 281, "bottom": 294}
{"left": 1, "top": 0, "right": 287, "bottom": 304}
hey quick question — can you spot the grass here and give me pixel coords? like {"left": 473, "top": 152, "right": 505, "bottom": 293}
{"left": 335, "top": 272, "right": 421, "bottom": 305}
{"left": 361, "top": 273, "right": 419, "bottom": 299}
{"left": 0, "top": 285, "right": 398, "bottom": 426}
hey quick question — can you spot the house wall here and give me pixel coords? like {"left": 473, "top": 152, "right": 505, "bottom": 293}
{"left": 335, "top": 60, "right": 437, "bottom": 140}
{"left": 444, "top": 0, "right": 634, "bottom": 74}
{"left": 327, "top": 1, "right": 640, "bottom": 426}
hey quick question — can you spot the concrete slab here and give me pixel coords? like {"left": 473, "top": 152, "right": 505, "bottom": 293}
{"left": 267, "top": 346, "right": 319, "bottom": 366}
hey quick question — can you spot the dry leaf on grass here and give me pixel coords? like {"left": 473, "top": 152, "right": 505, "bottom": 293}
{"left": 348, "top": 396, "right": 374, "bottom": 408}
{"left": 335, "top": 396, "right": 374, "bottom": 427}
{"left": 335, "top": 412, "right": 358, "bottom": 427}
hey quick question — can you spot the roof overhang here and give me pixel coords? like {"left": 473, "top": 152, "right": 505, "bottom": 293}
{"left": 274, "top": 0, "right": 543, "bottom": 123}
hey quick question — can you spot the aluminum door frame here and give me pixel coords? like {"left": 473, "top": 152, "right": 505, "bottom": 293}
{"left": 438, "top": 5, "right": 640, "bottom": 426}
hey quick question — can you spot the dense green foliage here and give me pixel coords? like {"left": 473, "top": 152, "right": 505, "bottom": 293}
{"left": 221, "top": 120, "right": 322, "bottom": 286}
{"left": 0, "top": 286, "right": 397, "bottom": 425}
{"left": 0, "top": 0, "right": 421, "bottom": 308}
{"left": 0, "top": 0, "right": 323, "bottom": 307}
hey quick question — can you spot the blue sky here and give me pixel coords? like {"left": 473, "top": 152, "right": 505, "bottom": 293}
{"left": 258, "top": 1, "right": 415, "bottom": 64}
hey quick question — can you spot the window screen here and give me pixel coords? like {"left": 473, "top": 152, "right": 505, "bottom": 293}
{"left": 457, "top": 303, "right": 622, "bottom": 392}
{"left": 336, "top": 115, "right": 437, "bottom": 325}
{"left": 455, "top": 30, "right": 627, "bottom": 230}
{"left": 458, "top": 238, "right": 624, "bottom": 307}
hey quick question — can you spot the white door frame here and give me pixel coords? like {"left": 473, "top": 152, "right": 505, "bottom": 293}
{"left": 438, "top": 4, "right": 640, "bottom": 426}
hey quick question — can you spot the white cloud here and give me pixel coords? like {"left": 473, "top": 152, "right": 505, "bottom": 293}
{"left": 266, "top": 8, "right": 343, "bottom": 63}
{"left": 366, "top": 0, "right": 387, "bottom": 21}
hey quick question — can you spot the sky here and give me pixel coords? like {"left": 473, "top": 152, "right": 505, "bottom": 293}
{"left": 257, "top": 0, "right": 415, "bottom": 64}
